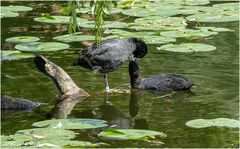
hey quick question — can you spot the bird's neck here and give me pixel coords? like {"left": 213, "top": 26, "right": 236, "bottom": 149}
{"left": 129, "top": 61, "right": 143, "bottom": 88}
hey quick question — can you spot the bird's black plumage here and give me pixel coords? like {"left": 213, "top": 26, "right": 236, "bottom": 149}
{"left": 73, "top": 38, "right": 148, "bottom": 73}
{"left": 129, "top": 60, "right": 193, "bottom": 91}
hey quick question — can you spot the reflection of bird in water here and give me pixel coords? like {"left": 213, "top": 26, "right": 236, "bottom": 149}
{"left": 129, "top": 60, "right": 193, "bottom": 91}
{"left": 73, "top": 38, "right": 148, "bottom": 92}
{"left": 92, "top": 93, "right": 148, "bottom": 129}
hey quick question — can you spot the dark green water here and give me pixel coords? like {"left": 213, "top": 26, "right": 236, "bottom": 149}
{"left": 1, "top": 1, "right": 239, "bottom": 148}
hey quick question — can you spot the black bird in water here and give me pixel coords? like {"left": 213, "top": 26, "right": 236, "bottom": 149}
{"left": 73, "top": 38, "right": 148, "bottom": 92}
{"left": 129, "top": 60, "right": 193, "bottom": 91}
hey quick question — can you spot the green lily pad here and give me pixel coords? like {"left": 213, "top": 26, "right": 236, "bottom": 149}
{"left": 196, "top": 27, "right": 234, "bottom": 32}
{"left": 158, "top": 43, "right": 216, "bottom": 52}
{"left": 99, "top": 129, "right": 167, "bottom": 141}
{"left": 213, "top": 2, "right": 239, "bottom": 11}
{"left": 1, "top": 134, "right": 34, "bottom": 148}
{"left": 186, "top": 118, "right": 239, "bottom": 128}
{"left": 15, "top": 42, "right": 69, "bottom": 52}
{"left": 34, "top": 15, "right": 87, "bottom": 24}
{"left": 0, "top": 11, "right": 19, "bottom": 18}
{"left": 6, "top": 36, "right": 40, "bottom": 43}
{"left": 151, "top": 0, "right": 210, "bottom": 6}
{"left": 186, "top": 10, "right": 239, "bottom": 22}
{"left": 129, "top": 16, "right": 186, "bottom": 31}
{"left": 76, "top": 7, "right": 91, "bottom": 13}
{"left": 32, "top": 118, "right": 108, "bottom": 129}
{"left": 122, "top": 8, "right": 180, "bottom": 17}
{"left": 79, "top": 20, "right": 128, "bottom": 29}
{"left": 2, "top": 50, "right": 34, "bottom": 61}
{"left": 1, "top": 5, "right": 32, "bottom": 12}
{"left": 160, "top": 29, "right": 218, "bottom": 39}
{"left": 17, "top": 128, "right": 76, "bottom": 140}
{"left": 53, "top": 33, "right": 95, "bottom": 43}
{"left": 143, "top": 36, "right": 176, "bottom": 44}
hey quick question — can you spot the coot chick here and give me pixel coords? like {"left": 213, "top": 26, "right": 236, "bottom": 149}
{"left": 73, "top": 38, "right": 148, "bottom": 92}
{"left": 129, "top": 60, "right": 193, "bottom": 91}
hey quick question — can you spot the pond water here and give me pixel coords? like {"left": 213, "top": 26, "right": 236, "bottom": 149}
{"left": 1, "top": 1, "right": 239, "bottom": 148}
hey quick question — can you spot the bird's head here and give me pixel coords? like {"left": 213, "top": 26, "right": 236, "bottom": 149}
{"left": 130, "top": 37, "right": 148, "bottom": 58}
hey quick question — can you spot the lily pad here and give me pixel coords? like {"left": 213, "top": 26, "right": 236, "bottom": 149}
{"left": 2, "top": 50, "right": 34, "bottom": 61}
{"left": 151, "top": 0, "right": 210, "bottom": 6}
{"left": 15, "top": 42, "right": 70, "bottom": 52}
{"left": 53, "top": 33, "right": 95, "bottom": 43}
{"left": 143, "top": 36, "right": 176, "bottom": 44}
{"left": 34, "top": 15, "right": 87, "bottom": 24}
{"left": 1, "top": 5, "right": 32, "bottom": 12}
{"left": 186, "top": 10, "right": 239, "bottom": 22}
{"left": 158, "top": 43, "right": 216, "bottom": 52}
{"left": 0, "top": 11, "right": 19, "bottom": 18}
{"left": 160, "top": 29, "right": 218, "bottom": 39}
{"left": 186, "top": 118, "right": 239, "bottom": 128}
{"left": 99, "top": 129, "right": 167, "bottom": 140}
{"left": 6, "top": 36, "right": 40, "bottom": 43}
{"left": 213, "top": 2, "right": 239, "bottom": 11}
{"left": 32, "top": 118, "right": 108, "bottom": 129}
{"left": 129, "top": 16, "right": 186, "bottom": 31}
{"left": 1, "top": 134, "right": 34, "bottom": 148}
{"left": 79, "top": 21, "right": 128, "bottom": 29}
{"left": 196, "top": 27, "right": 234, "bottom": 32}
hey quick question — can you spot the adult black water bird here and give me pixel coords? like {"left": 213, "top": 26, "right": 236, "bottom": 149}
{"left": 129, "top": 60, "right": 193, "bottom": 91}
{"left": 73, "top": 38, "right": 148, "bottom": 92}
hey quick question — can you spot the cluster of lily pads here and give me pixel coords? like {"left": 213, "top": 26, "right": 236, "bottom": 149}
{"left": 1, "top": 118, "right": 167, "bottom": 148}
{"left": 2, "top": 1, "right": 238, "bottom": 61}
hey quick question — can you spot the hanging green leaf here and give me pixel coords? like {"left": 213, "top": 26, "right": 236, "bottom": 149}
{"left": 6, "top": 36, "right": 40, "bottom": 44}
{"left": 98, "top": 129, "right": 167, "bottom": 140}
{"left": 15, "top": 42, "right": 70, "bottom": 52}
{"left": 158, "top": 43, "right": 216, "bottom": 52}
{"left": 186, "top": 118, "right": 239, "bottom": 128}
{"left": 32, "top": 118, "right": 108, "bottom": 129}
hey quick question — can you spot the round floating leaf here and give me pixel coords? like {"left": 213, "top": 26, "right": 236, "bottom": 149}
{"left": 2, "top": 50, "right": 34, "bottom": 61}
{"left": 196, "top": 27, "right": 234, "bottom": 32}
{"left": 186, "top": 10, "right": 239, "bottom": 22}
{"left": 17, "top": 128, "right": 76, "bottom": 140}
{"left": 76, "top": 7, "right": 91, "bottom": 13}
{"left": 1, "top": 5, "right": 32, "bottom": 12}
{"left": 99, "top": 129, "right": 167, "bottom": 140}
{"left": 143, "top": 36, "right": 176, "bottom": 44}
{"left": 213, "top": 2, "right": 239, "bottom": 11}
{"left": 158, "top": 43, "right": 216, "bottom": 52}
{"left": 122, "top": 8, "right": 180, "bottom": 17}
{"left": 186, "top": 118, "right": 239, "bottom": 128}
{"left": 79, "top": 21, "right": 128, "bottom": 29}
{"left": 53, "top": 33, "right": 95, "bottom": 43}
{"left": 151, "top": 0, "right": 210, "bottom": 6}
{"left": 34, "top": 15, "right": 87, "bottom": 24}
{"left": 129, "top": 16, "right": 186, "bottom": 31}
{"left": 160, "top": 29, "right": 218, "bottom": 39}
{"left": 6, "top": 36, "right": 40, "bottom": 43}
{"left": 1, "top": 134, "right": 34, "bottom": 148}
{"left": 15, "top": 42, "right": 70, "bottom": 52}
{"left": 32, "top": 118, "right": 108, "bottom": 129}
{"left": 0, "top": 11, "right": 19, "bottom": 18}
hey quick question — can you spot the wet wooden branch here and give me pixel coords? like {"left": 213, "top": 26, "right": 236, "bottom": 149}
{"left": 34, "top": 55, "right": 89, "bottom": 102}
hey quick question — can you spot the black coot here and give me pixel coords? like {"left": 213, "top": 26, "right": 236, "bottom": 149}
{"left": 73, "top": 38, "right": 148, "bottom": 92}
{"left": 129, "top": 60, "right": 193, "bottom": 91}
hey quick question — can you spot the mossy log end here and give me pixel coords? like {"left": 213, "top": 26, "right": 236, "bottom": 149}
{"left": 34, "top": 55, "right": 89, "bottom": 102}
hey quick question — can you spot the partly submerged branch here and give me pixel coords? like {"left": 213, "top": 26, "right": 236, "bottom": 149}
{"left": 34, "top": 55, "right": 89, "bottom": 101}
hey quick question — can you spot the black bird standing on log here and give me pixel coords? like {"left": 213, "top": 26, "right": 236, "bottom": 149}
{"left": 73, "top": 38, "right": 148, "bottom": 92}
{"left": 129, "top": 59, "right": 193, "bottom": 91}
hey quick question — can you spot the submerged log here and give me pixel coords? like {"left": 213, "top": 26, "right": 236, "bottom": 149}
{"left": 34, "top": 55, "right": 89, "bottom": 118}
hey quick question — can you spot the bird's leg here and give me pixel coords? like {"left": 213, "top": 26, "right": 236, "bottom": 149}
{"left": 104, "top": 73, "right": 110, "bottom": 93}
{"left": 129, "top": 55, "right": 135, "bottom": 61}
